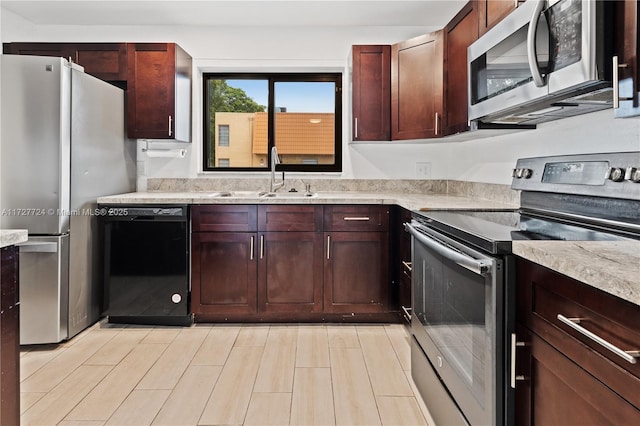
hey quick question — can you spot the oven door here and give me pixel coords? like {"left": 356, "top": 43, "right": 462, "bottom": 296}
{"left": 406, "top": 220, "right": 503, "bottom": 426}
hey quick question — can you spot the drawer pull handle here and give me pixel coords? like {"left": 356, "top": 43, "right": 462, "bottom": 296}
{"left": 402, "top": 261, "right": 412, "bottom": 272}
{"left": 557, "top": 314, "right": 639, "bottom": 364}
{"left": 343, "top": 217, "right": 370, "bottom": 221}
{"left": 250, "top": 236, "right": 254, "bottom": 260}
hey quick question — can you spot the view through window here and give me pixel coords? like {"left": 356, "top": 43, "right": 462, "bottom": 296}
{"left": 203, "top": 73, "right": 342, "bottom": 172}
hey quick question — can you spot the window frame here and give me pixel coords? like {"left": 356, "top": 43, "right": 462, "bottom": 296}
{"left": 202, "top": 72, "right": 342, "bottom": 173}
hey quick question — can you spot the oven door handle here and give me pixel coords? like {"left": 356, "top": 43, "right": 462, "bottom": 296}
{"left": 404, "top": 222, "right": 493, "bottom": 275}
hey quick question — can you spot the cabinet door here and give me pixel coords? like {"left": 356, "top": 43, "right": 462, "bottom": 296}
{"left": 615, "top": 0, "right": 640, "bottom": 118}
{"left": 514, "top": 326, "right": 640, "bottom": 426}
{"left": 3, "top": 42, "right": 69, "bottom": 58}
{"left": 391, "top": 31, "right": 444, "bottom": 140}
{"left": 2, "top": 42, "right": 127, "bottom": 83}
{"left": 73, "top": 43, "right": 128, "bottom": 82}
{"left": 444, "top": 1, "right": 479, "bottom": 135}
{"left": 324, "top": 232, "right": 388, "bottom": 313}
{"left": 0, "top": 246, "right": 20, "bottom": 426}
{"left": 127, "top": 43, "right": 176, "bottom": 139}
{"left": 351, "top": 45, "right": 391, "bottom": 141}
{"left": 478, "top": 0, "right": 521, "bottom": 36}
{"left": 258, "top": 232, "right": 324, "bottom": 314}
{"left": 191, "top": 232, "right": 257, "bottom": 315}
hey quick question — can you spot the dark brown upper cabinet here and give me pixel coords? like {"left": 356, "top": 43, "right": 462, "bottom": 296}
{"left": 126, "top": 43, "right": 192, "bottom": 141}
{"left": 391, "top": 30, "right": 444, "bottom": 140}
{"left": 351, "top": 45, "right": 391, "bottom": 141}
{"left": 3, "top": 42, "right": 128, "bottom": 83}
{"left": 444, "top": 1, "right": 479, "bottom": 136}
{"left": 478, "top": 0, "right": 525, "bottom": 36}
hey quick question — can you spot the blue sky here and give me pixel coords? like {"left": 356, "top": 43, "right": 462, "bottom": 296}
{"left": 227, "top": 79, "right": 334, "bottom": 113}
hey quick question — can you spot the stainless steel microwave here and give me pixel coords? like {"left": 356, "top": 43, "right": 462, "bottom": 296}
{"left": 468, "top": 0, "right": 615, "bottom": 125}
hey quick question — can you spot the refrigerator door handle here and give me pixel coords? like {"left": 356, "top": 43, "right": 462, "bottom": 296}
{"left": 17, "top": 241, "right": 59, "bottom": 253}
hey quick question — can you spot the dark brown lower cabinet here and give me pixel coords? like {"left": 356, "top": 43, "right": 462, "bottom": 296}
{"left": 0, "top": 246, "right": 20, "bottom": 425}
{"left": 191, "top": 204, "right": 395, "bottom": 322}
{"left": 324, "top": 231, "right": 388, "bottom": 313}
{"left": 258, "top": 232, "right": 324, "bottom": 314}
{"left": 191, "top": 232, "right": 257, "bottom": 316}
{"left": 515, "top": 258, "right": 640, "bottom": 425}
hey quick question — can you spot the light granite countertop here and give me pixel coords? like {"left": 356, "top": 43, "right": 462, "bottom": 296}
{"left": 513, "top": 240, "right": 640, "bottom": 307}
{"left": 97, "top": 191, "right": 518, "bottom": 211}
{"left": 0, "top": 229, "right": 28, "bottom": 248}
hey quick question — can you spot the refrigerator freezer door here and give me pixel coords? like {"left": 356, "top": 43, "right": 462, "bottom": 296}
{"left": 17, "top": 235, "right": 70, "bottom": 345}
{"left": 0, "top": 55, "right": 71, "bottom": 234}
{"left": 67, "top": 68, "right": 134, "bottom": 339}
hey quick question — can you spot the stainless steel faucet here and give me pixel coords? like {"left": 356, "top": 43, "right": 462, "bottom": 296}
{"left": 270, "top": 146, "right": 285, "bottom": 193}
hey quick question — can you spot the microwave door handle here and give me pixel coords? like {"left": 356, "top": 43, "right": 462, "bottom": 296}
{"left": 527, "top": 0, "right": 546, "bottom": 87}
{"left": 404, "top": 223, "right": 492, "bottom": 275}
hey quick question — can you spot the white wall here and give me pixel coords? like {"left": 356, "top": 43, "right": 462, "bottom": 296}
{"left": 3, "top": 8, "right": 639, "bottom": 186}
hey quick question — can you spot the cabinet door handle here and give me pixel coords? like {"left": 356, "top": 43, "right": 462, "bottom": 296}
{"left": 343, "top": 217, "right": 370, "bottom": 221}
{"left": 327, "top": 235, "right": 331, "bottom": 260}
{"left": 557, "top": 314, "right": 640, "bottom": 364}
{"left": 510, "top": 333, "right": 526, "bottom": 388}
{"left": 613, "top": 56, "right": 632, "bottom": 109}
{"left": 250, "top": 236, "right": 254, "bottom": 260}
{"left": 168, "top": 115, "right": 173, "bottom": 136}
{"left": 435, "top": 112, "right": 439, "bottom": 136}
{"left": 259, "top": 235, "right": 264, "bottom": 259}
{"left": 401, "top": 306, "right": 412, "bottom": 322}
{"left": 354, "top": 117, "right": 358, "bottom": 139}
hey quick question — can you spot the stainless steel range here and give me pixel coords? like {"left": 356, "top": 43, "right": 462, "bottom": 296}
{"left": 405, "top": 152, "right": 640, "bottom": 426}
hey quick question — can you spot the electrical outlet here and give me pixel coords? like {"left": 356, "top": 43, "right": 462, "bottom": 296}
{"left": 416, "top": 162, "right": 432, "bottom": 178}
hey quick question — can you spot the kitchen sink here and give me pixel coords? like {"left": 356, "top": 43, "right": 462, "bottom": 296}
{"left": 203, "top": 191, "right": 318, "bottom": 198}
{"left": 204, "top": 191, "right": 265, "bottom": 198}
{"left": 260, "top": 191, "right": 318, "bottom": 198}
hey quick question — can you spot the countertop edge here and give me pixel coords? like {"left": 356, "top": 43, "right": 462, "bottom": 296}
{"left": 513, "top": 240, "right": 640, "bottom": 307}
{"left": 0, "top": 229, "right": 28, "bottom": 248}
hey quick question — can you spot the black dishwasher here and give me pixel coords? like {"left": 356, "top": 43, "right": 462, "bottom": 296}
{"left": 101, "top": 205, "right": 192, "bottom": 326}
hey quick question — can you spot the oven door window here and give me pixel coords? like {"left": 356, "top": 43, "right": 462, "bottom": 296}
{"left": 413, "top": 240, "right": 496, "bottom": 424}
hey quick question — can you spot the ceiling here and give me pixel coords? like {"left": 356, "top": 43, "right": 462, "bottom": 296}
{"left": 1, "top": 0, "right": 467, "bottom": 28}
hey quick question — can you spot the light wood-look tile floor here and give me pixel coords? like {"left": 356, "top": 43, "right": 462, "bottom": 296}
{"left": 20, "top": 322, "right": 435, "bottom": 426}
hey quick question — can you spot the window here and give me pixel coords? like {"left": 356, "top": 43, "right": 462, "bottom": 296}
{"left": 218, "top": 125, "right": 229, "bottom": 147}
{"left": 203, "top": 73, "right": 342, "bottom": 172}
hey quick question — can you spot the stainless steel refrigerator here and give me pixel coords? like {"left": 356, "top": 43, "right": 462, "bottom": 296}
{"left": 0, "top": 54, "right": 136, "bottom": 344}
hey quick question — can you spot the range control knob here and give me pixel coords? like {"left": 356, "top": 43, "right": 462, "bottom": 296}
{"left": 626, "top": 167, "right": 640, "bottom": 183}
{"left": 608, "top": 167, "right": 626, "bottom": 182}
{"left": 520, "top": 168, "right": 533, "bottom": 179}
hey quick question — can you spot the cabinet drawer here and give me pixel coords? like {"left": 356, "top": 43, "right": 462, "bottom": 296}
{"left": 258, "top": 205, "right": 323, "bottom": 232}
{"left": 324, "top": 205, "right": 389, "bottom": 231}
{"left": 517, "top": 258, "right": 640, "bottom": 409}
{"left": 192, "top": 205, "right": 257, "bottom": 232}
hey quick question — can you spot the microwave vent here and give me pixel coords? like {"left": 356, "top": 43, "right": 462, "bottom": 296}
{"left": 569, "top": 88, "right": 613, "bottom": 104}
